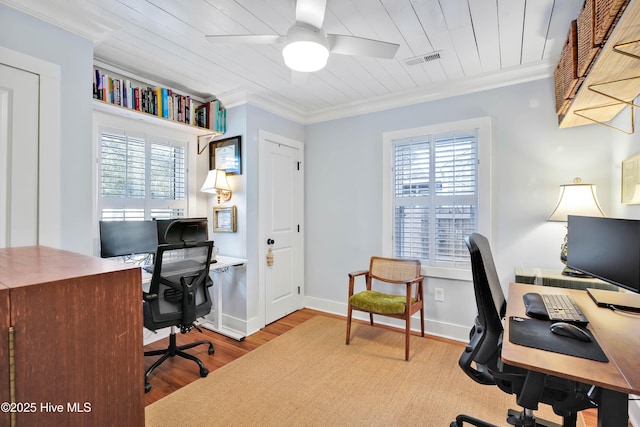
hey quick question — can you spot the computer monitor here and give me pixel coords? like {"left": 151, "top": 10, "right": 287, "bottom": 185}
{"left": 153, "top": 219, "right": 175, "bottom": 245}
{"left": 99, "top": 220, "right": 159, "bottom": 258}
{"left": 567, "top": 215, "right": 640, "bottom": 312}
{"left": 163, "top": 218, "right": 208, "bottom": 243}
{"left": 567, "top": 215, "right": 640, "bottom": 294}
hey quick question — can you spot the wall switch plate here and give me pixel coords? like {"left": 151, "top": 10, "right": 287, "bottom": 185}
{"left": 435, "top": 287, "right": 444, "bottom": 302}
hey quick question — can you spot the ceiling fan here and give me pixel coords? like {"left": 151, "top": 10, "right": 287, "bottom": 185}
{"left": 205, "top": 0, "right": 400, "bottom": 73}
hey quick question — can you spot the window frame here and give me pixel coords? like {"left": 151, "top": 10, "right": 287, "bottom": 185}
{"left": 382, "top": 117, "right": 492, "bottom": 280}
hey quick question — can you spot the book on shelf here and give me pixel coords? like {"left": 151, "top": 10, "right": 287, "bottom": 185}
{"left": 193, "top": 99, "right": 226, "bottom": 132}
{"left": 93, "top": 67, "right": 222, "bottom": 131}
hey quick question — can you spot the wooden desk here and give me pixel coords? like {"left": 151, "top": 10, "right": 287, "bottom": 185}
{"left": 504, "top": 283, "right": 640, "bottom": 427}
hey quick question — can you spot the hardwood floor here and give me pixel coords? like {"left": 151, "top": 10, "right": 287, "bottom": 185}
{"left": 144, "top": 308, "right": 604, "bottom": 426}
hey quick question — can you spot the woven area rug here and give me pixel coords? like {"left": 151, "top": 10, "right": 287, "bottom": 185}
{"left": 146, "top": 316, "right": 572, "bottom": 426}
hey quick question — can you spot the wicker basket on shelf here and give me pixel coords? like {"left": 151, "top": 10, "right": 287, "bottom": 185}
{"left": 577, "top": 0, "right": 600, "bottom": 77}
{"left": 554, "top": 20, "right": 580, "bottom": 115}
{"left": 594, "top": 0, "right": 628, "bottom": 45}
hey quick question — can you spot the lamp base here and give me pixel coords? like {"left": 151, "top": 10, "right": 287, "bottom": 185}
{"left": 561, "top": 266, "right": 592, "bottom": 278}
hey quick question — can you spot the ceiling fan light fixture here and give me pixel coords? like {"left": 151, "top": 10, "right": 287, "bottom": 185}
{"left": 282, "top": 22, "right": 330, "bottom": 72}
{"left": 283, "top": 40, "right": 329, "bottom": 72}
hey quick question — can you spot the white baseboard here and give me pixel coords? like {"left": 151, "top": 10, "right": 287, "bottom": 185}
{"left": 143, "top": 326, "right": 170, "bottom": 346}
{"left": 304, "top": 295, "right": 470, "bottom": 342}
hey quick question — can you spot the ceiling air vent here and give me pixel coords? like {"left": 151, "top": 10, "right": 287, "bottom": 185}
{"left": 404, "top": 51, "right": 443, "bottom": 66}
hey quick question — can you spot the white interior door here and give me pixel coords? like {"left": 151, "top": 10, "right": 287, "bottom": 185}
{"left": 259, "top": 130, "right": 304, "bottom": 325}
{"left": 0, "top": 63, "right": 39, "bottom": 248}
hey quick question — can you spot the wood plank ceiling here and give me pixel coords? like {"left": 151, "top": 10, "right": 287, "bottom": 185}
{"left": 1, "top": 0, "right": 583, "bottom": 123}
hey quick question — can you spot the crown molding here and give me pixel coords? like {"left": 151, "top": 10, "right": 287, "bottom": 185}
{"left": 223, "top": 59, "right": 556, "bottom": 126}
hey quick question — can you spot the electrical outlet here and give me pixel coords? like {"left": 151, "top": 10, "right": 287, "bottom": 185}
{"left": 435, "top": 287, "right": 444, "bottom": 302}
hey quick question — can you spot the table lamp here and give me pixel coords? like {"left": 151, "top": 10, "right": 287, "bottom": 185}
{"left": 547, "top": 177, "right": 605, "bottom": 276}
{"left": 200, "top": 169, "right": 232, "bottom": 205}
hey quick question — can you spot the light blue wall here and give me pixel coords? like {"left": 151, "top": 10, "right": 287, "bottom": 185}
{"left": 0, "top": 4, "right": 93, "bottom": 254}
{"left": 304, "top": 77, "right": 614, "bottom": 339}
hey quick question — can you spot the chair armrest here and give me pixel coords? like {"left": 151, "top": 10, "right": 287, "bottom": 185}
{"left": 348, "top": 270, "right": 368, "bottom": 278}
{"left": 404, "top": 275, "right": 425, "bottom": 286}
{"left": 143, "top": 292, "right": 158, "bottom": 302}
{"left": 348, "top": 270, "right": 369, "bottom": 297}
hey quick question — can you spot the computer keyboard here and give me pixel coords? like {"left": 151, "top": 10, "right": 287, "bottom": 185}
{"left": 523, "top": 292, "right": 589, "bottom": 325}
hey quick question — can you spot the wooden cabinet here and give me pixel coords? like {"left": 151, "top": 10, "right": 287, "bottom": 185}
{"left": 0, "top": 246, "right": 144, "bottom": 427}
{"left": 556, "top": 0, "right": 640, "bottom": 132}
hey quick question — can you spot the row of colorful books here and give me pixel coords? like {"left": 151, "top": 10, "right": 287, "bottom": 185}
{"left": 92, "top": 68, "right": 225, "bottom": 132}
{"left": 194, "top": 100, "right": 226, "bottom": 134}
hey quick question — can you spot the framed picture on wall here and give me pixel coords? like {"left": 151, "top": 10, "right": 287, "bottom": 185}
{"left": 209, "top": 136, "right": 241, "bottom": 175}
{"left": 622, "top": 152, "right": 640, "bottom": 204}
{"left": 213, "top": 205, "right": 237, "bottom": 232}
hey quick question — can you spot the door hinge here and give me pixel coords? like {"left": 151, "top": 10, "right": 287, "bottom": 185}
{"left": 297, "top": 224, "right": 300, "bottom": 232}
{"left": 297, "top": 161, "right": 301, "bottom": 170}
{"left": 297, "top": 286, "right": 301, "bottom": 294}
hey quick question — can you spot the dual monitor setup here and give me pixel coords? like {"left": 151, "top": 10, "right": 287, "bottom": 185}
{"left": 99, "top": 218, "right": 209, "bottom": 259}
{"left": 567, "top": 215, "right": 640, "bottom": 312}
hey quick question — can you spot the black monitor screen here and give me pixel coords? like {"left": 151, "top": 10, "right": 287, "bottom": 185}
{"left": 567, "top": 215, "right": 640, "bottom": 294}
{"left": 99, "top": 220, "right": 159, "bottom": 258}
{"left": 164, "top": 218, "right": 208, "bottom": 243}
{"left": 154, "top": 219, "right": 175, "bottom": 245}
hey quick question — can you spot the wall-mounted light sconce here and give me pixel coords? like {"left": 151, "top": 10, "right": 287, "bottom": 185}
{"left": 200, "top": 169, "right": 232, "bottom": 205}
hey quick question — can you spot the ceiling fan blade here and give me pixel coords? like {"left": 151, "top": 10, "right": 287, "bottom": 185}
{"left": 295, "top": 0, "right": 327, "bottom": 29}
{"left": 327, "top": 34, "right": 400, "bottom": 59}
{"left": 206, "top": 35, "right": 284, "bottom": 45}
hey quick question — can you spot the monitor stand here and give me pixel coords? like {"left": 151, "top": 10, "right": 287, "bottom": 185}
{"left": 587, "top": 288, "right": 640, "bottom": 313}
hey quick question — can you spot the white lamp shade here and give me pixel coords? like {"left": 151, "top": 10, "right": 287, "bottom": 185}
{"left": 200, "top": 169, "right": 230, "bottom": 193}
{"left": 547, "top": 179, "right": 605, "bottom": 221}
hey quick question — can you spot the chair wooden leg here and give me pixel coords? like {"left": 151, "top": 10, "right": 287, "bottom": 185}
{"left": 405, "top": 317, "right": 411, "bottom": 361}
{"left": 346, "top": 305, "right": 352, "bottom": 345}
{"left": 369, "top": 313, "right": 374, "bottom": 326}
{"left": 420, "top": 307, "right": 425, "bottom": 337}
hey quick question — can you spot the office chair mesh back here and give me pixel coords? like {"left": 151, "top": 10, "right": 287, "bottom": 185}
{"left": 454, "top": 233, "right": 596, "bottom": 427}
{"left": 145, "top": 242, "right": 213, "bottom": 330}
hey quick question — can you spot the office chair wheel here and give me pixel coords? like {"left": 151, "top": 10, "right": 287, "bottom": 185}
{"left": 200, "top": 367, "right": 209, "bottom": 377}
{"left": 144, "top": 382, "right": 151, "bottom": 393}
{"left": 208, "top": 345, "right": 215, "bottom": 355}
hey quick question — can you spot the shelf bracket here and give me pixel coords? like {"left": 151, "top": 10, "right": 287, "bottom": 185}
{"left": 197, "top": 134, "right": 215, "bottom": 155}
{"left": 574, "top": 101, "right": 635, "bottom": 134}
{"left": 612, "top": 39, "right": 640, "bottom": 60}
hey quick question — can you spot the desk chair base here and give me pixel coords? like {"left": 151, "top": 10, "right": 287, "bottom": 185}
{"left": 452, "top": 409, "right": 567, "bottom": 427}
{"left": 144, "top": 326, "right": 214, "bottom": 393}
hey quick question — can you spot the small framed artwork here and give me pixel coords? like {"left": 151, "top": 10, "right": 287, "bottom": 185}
{"left": 622, "top": 152, "right": 640, "bottom": 204}
{"left": 213, "top": 205, "right": 237, "bottom": 232}
{"left": 209, "top": 136, "right": 241, "bottom": 175}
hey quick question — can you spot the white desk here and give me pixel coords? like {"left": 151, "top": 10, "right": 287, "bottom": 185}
{"left": 141, "top": 255, "right": 247, "bottom": 342}
{"left": 200, "top": 255, "right": 247, "bottom": 341}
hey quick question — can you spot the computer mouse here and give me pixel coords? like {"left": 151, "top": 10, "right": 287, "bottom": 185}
{"left": 550, "top": 322, "right": 592, "bottom": 342}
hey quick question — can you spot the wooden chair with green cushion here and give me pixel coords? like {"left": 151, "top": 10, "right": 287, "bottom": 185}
{"left": 346, "top": 256, "right": 425, "bottom": 361}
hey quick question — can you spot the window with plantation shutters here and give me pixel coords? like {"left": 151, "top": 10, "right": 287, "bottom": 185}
{"left": 98, "top": 129, "right": 186, "bottom": 222}
{"left": 384, "top": 118, "right": 490, "bottom": 272}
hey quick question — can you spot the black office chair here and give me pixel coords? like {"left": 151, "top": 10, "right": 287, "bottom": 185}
{"left": 143, "top": 240, "right": 215, "bottom": 392}
{"left": 451, "top": 233, "right": 596, "bottom": 427}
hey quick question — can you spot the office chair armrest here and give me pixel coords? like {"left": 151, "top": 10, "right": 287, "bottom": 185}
{"left": 143, "top": 292, "right": 158, "bottom": 302}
